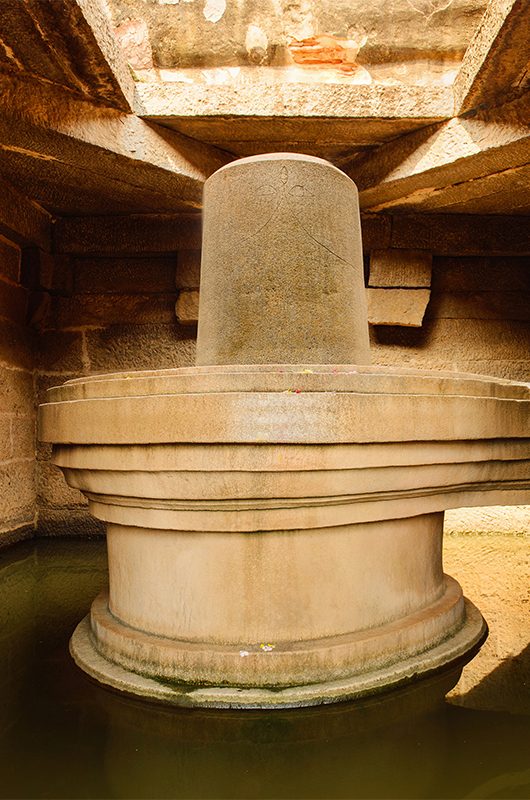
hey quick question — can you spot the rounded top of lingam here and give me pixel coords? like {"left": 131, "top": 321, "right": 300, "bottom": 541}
{"left": 211, "top": 151, "right": 356, "bottom": 178}
{"left": 195, "top": 152, "right": 371, "bottom": 367}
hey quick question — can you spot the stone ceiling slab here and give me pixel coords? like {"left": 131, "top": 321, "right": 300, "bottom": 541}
{"left": 0, "top": 0, "right": 134, "bottom": 110}
{"left": 0, "top": 73, "right": 231, "bottom": 216}
{"left": 349, "top": 94, "right": 530, "bottom": 214}
{"left": 453, "top": 0, "right": 530, "bottom": 113}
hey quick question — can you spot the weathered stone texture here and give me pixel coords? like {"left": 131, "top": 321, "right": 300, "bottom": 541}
{"left": 0, "top": 461, "right": 35, "bottom": 521}
{"left": 37, "top": 508, "right": 105, "bottom": 538}
{"left": 360, "top": 216, "right": 391, "bottom": 252}
{"left": 354, "top": 96, "right": 530, "bottom": 215}
{"left": 0, "top": 319, "right": 34, "bottom": 371}
{"left": 74, "top": 257, "right": 176, "bottom": 294}
{"left": 453, "top": 0, "right": 530, "bottom": 113}
{"left": 110, "top": 0, "right": 486, "bottom": 70}
{"left": 37, "top": 461, "right": 86, "bottom": 510}
{"left": 0, "top": 368, "right": 34, "bottom": 415}
{"left": 53, "top": 214, "right": 530, "bottom": 258}
{"left": 369, "top": 249, "right": 432, "bottom": 288}
{"left": 0, "top": 69, "right": 230, "bottom": 218}
{"left": 0, "top": 0, "right": 135, "bottom": 110}
{"left": 0, "top": 175, "right": 52, "bottom": 252}
{"left": 367, "top": 249, "right": 433, "bottom": 327}
{"left": 367, "top": 288, "right": 431, "bottom": 327}
{"left": 55, "top": 215, "right": 202, "bottom": 255}
{"left": 0, "top": 374, "right": 35, "bottom": 536}
{"left": 445, "top": 506, "right": 530, "bottom": 536}
{"left": 136, "top": 82, "right": 453, "bottom": 167}
{"left": 0, "top": 417, "right": 11, "bottom": 460}
{"left": 196, "top": 154, "right": 370, "bottom": 366}
{"left": 371, "top": 317, "right": 530, "bottom": 367}
{"left": 430, "top": 292, "right": 530, "bottom": 322}
{"left": 36, "top": 252, "right": 74, "bottom": 296}
{"left": 85, "top": 324, "right": 196, "bottom": 372}
{"left": 37, "top": 331, "right": 85, "bottom": 373}
{"left": 432, "top": 256, "right": 530, "bottom": 292}
{"left": 52, "top": 293, "right": 176, "bottom": 328}
{"left": 11, "top": 416, "right": 35, "bottom": 458}
{"left": 34, "top": 372, "right": 88, "bottom": 528}
{"left": 391, "top": 215, "right": 530, "bottom": 255}
{"left": 175, "top": 290, "right": 200, "bottom": 325}
{"left": 370, "top": 256, "right": 530, "bottom": 380}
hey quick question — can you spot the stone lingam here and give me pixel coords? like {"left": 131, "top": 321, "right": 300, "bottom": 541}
{"left": 39, "top": 154, "right": 530, "bottom": 709}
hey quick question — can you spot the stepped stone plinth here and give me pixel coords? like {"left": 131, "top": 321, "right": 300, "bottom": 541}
{"left": 39, "top": 154, "right": 530, "bottom": 709}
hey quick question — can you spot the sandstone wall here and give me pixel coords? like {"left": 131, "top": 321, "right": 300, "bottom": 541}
{"left": 370, "top": 255, "right": 530, "bottom": 382}
{"left": 0, "top": 236, "right": 36, "bottom": 546}
{"left": 36, "top": 252, "right": 196, "bottom": 535}
{"left": 35, "top": 245, "right": 529, "bottom": 536}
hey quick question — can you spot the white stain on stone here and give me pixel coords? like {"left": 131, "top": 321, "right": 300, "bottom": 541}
{"left": 203, "top": 0, "right": 226, "bottom": 23}
{"left": 245, "top": 24, "right": 268, "bottom": 52}
{"left": 245, "top": 24, "right": 268, "bottom": 62}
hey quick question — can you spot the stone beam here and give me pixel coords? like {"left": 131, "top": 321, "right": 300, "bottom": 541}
{"left": 134, "top": 82, "right": 453, "bottom": 160}
{"left": 72, "top": 0, "right": 136, "bottom": 109}
{"left": 351, "top": 95, "right": 530, "bottom": 214}
{"left": 453, "top": 0, "right": 530, "bottom": 114}
{"left": 135, "top": 82, "right": 453, "bottom": 121}
{"left": 54, "top": 213, "right": 530, "bottom": 256}
{"left": 0, "top": 0, "right": 134, "bottom": 111}
{"left": 0, "top": 74, "right": 231, "bottom": 215}
{"left": 0, "top": 174, "right": 52, "bottom": 252}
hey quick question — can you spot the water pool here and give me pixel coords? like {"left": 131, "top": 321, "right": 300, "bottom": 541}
{"left": 1, "top": 538, "right": 529, "bottom": 799}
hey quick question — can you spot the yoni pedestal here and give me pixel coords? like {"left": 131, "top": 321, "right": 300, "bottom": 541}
{"left": 39, "top": 154, "right": 530, "bottom": 708}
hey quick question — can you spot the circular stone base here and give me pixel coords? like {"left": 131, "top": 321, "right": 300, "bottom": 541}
{"left": 70, "top": 599, "right": 487, "bottom": 710}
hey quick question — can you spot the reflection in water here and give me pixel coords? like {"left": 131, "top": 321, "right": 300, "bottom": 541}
{"left": 0, "top": 539, "right": 529, "bottom": 799}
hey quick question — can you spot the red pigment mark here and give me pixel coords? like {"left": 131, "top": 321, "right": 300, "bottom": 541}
{"left": 288, "top": 34, "right": 365, "bottom": 74}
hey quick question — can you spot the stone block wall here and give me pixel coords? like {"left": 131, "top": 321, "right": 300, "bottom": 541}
{"left": 171, "top": 250, "right": 530, "bottom": 381}
{"left": 0, "top": 236, "right": 36, "bottom": 545}
{"left": 370, "top": 255, "right": 530, "bottom": 382}
{"left": 35, "top": 252, "right": 196, "bottom": 535}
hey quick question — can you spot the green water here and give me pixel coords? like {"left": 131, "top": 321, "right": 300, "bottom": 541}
{"left": 1, "top": 539, "right": 529, "bottom": 800}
